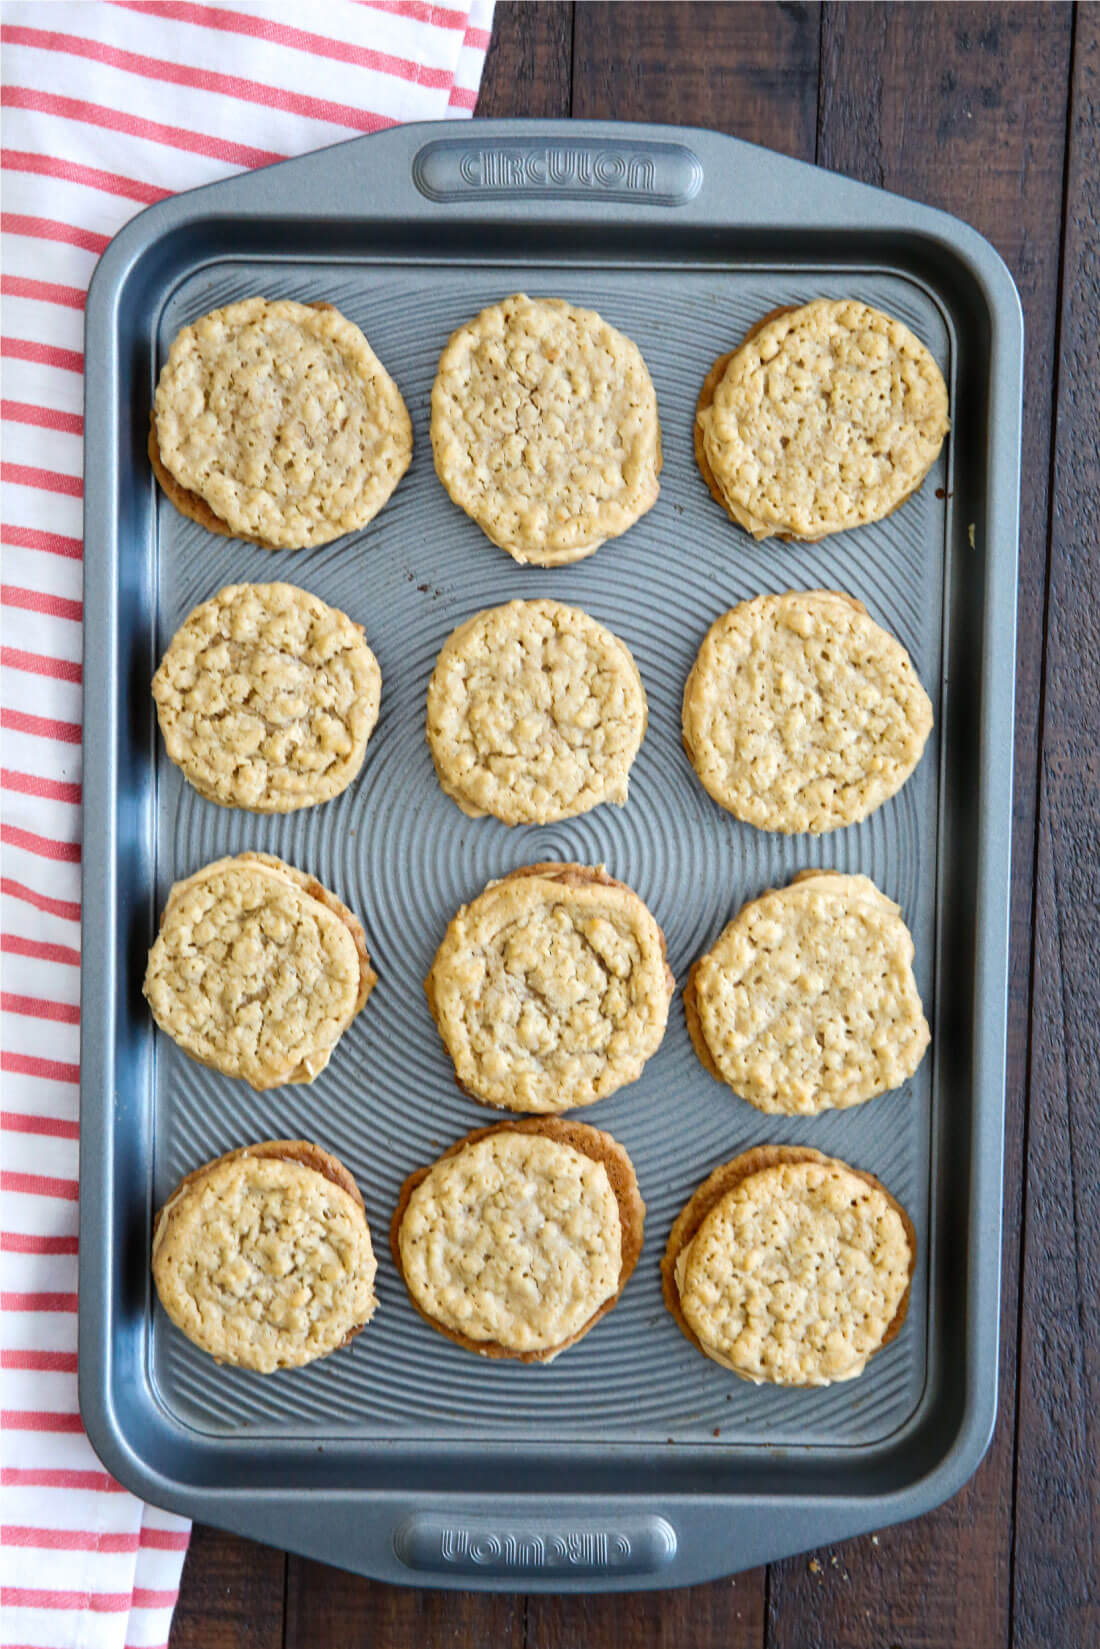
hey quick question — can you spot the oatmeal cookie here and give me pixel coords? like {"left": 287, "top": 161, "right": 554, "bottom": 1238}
{"left": 152, "top": 1139, "right": 377, "bottom": 1371}
{"left": 152, "top": 582, "right": 381, "bottom": 811}
{"left": 430, "top": 294, "right": 661, "bottom": 565}
{"left": 684, "top": 871, "right": 929, "bottom": 1114}
{"left": 425, "top": 863, "right": 674, "bottom": 1113}
{"left": 662, "top": 1145, "right": 915, "bottom": 1385}
{"left": 682, "top": 590, "right": 933, "bottom": 833}
{"left": 695, "top": 298, "right": 948, "bottom": 540}
{"left": 426, "top": 598, "right": 647, "bottom": 823}
{"left": 152, "top": 297, "right": 411, "bottom": 548}
{"left": 392, "top": 1117, "right": 644, "bottom": 1360}
{"left": 143, "top": 852, "right": 375, "bottom": 1089}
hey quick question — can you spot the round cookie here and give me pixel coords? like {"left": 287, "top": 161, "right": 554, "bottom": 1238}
{"left": 695, "top": 298, "right": 949, "bottom": 541}
{"left": 682, "top": 589, "right": 933, "bottom": 833}
{"left": 430, "top": 293, "right": 662, "bottom": 565}
{"left": 153, "top": 1140, "right": 377, "bottom": 1371}
{"left": 662, "top": 1145, "right": 915, "bottom": 1385}
{"left": 391, "top": 1117, "right": 644, "bottom": 1361}
{"left": 152, "top": 297, "right": 412, "bottom": 548}
{"left": 144, "top": 852, "right": 376, "bottom": 1090}
{"left": 426, "top": 598, "right": 648, "bottom": 824}
{"left": 152, "top": 582, "right": 381, "bottom": 812}
{"left": 683, "top": 870, "right": 929, "bottom": 1115}
{"left": 426, "top": 863, "right": 674, "bottom": 1114}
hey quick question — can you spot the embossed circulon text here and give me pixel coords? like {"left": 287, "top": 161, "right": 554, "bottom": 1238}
{"left": 459, "top": 148, "right": 655, "bottom": 191}
{"left": 413, "top": 139, "right": 702, "bottom": 206}
{"left": 439, "top": 1529, "right": 623, "bottom": 1566}
{"left": 394, "top": 1513, "right": 677, "bottom": 1576}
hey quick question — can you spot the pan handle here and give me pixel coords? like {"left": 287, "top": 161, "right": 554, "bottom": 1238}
{"left": 394, "top": 1511, "right": 677, "bottom": 1581}
{"left": 412, "top": 133, "right": 703, "bottom": 208}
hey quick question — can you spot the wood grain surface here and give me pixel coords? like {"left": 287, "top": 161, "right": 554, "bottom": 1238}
{"left": 1013, "top": 8, "right": 1100, "bottom": 1649}
{"left": 170, "top": 6, "right": 1091, "bottom": 1645}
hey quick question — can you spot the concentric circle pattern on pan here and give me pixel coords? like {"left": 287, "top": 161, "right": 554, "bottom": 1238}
{"left": 150, "top": 265, "right": 947, "bottom": 1445}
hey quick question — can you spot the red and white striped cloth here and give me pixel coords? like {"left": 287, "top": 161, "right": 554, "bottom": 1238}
{"left": 0, "top": 3, "right": 494, "bottom": 1642}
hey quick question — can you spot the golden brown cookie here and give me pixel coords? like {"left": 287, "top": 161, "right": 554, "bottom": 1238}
{"left": 152, "top": 297, "right": 411, "bottom": 548}
{"left": 662, "top": 1145, "right": 915, "bottom": 1385}
{"left": 425, "top": 863, "right": 674, "bottom": 1113}
{"left": 695, "top": 298, "right": 949, "bottom": 540}
{"left": 684, "top": 871, "right": 929, "bottom": 1115}
{"left": 681, "top": 590, "right": 933, "bottom": 833}
{"left": 430, "top": 294, "right": 661, "bottom": 565}
{"left": 391, "top": 1117, "right": 644, "bottom": 1361}
{"left": 426, "top": 599, "right": 648, "bottom": 823}
{"left": 143, "top": 852, "right": 376, "bottom": 1090}
{"left": 152, "top": 1140, "right": 377, "bottom": 1371}
{"left": 152, "top": 582, "right": 381, "bottom": 812}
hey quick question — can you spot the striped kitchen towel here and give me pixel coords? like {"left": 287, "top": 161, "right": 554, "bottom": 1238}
{"left": 0, "top": 2, "right": 495, "bottom": 1643}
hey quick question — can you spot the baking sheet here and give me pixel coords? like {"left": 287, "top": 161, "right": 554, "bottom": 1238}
{"left": 80, "top": 120, "right": 1020, "bottom": 1587}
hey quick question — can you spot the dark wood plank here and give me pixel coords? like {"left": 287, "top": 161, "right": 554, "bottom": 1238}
{"left": 283, "top": 1565, "right": 525, "bottom": 1649}
{"left": 1011, "top": 7, "right": 1100, "bottom": 1647}
{"left": 527, "top": 1573, "right": 766, "bottom": 1649}
{"left": 477, "top": 0, "right": 573, "bottom": 120}
{"left": 766, "top": 4, "right": 1074, "bottom": 1641}
{"left": 170, "top": 1524, "right": 285, "bottom": 1649}
{"left": 571, "top": 0, "right": 820, "bottom": 154}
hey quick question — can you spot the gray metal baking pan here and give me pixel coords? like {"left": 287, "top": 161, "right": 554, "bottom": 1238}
{"left": 79, "top": 120, "right": 1022, "bottom": 1590}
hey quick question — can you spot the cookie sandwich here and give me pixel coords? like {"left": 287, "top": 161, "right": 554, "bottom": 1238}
{"left": 684, "top": 871, "right": 929, "bottom": 1115}
{"left": 144, "top": 852, "right": 375, "bottom": 1089}
{"left": 431, "top": 293, "right": 661, "bottom": 565}
{"left": 393, "top": 1117, "right": 644, "bottom": 1362}
{"left": 662, "top": 1146, "right": 915, "bottom": 1385}
{"left": 153, "top": 582, "right": 381, "bottom": 812}
{"left": 427, "top": 598, "right": 647, "bottom": 823}
{"left": 682, "top": 590, "right": 933, "bottom": 833}
{"left": 153, "top": 1140, "right": 378, "bottom": 1372}
{"left": 151, "top": 297, "right": 411, "bottom": 548}
{"left": 426, "top": 863, "right": 674, "bottom": 1113}
{"left": 695, "top": 298, "right": 949, "bottom": 541}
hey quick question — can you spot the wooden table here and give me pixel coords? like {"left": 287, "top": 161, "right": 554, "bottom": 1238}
{"left": 170, "top": 6, "right": 1098, "bottom": 1644}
